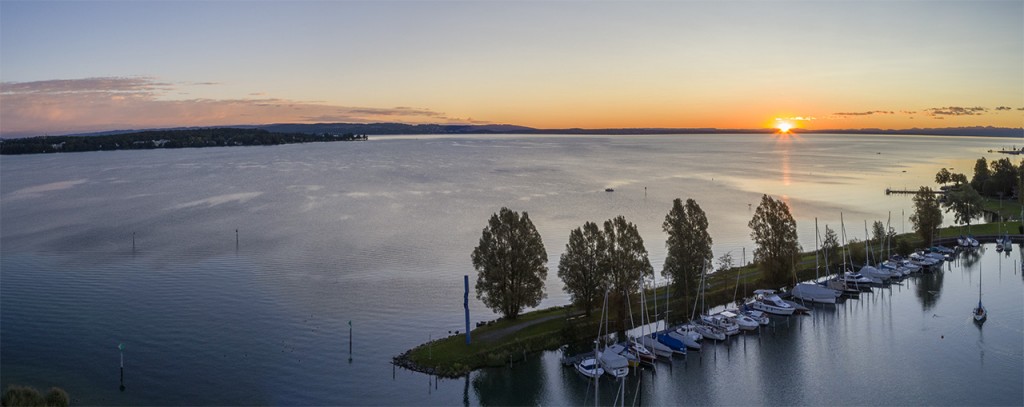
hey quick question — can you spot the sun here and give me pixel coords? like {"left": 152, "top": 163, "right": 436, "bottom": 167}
{"left": 776, "top": 121, "right": 794, "bottom": 133}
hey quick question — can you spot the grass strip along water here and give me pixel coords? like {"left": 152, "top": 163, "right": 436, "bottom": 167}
{"left": 393, "top": 220, "right": 1022, "bottom": 378}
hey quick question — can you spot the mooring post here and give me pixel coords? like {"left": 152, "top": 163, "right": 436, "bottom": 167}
{"left": 118, "top": 343, "right": 126, "bottom": 392}
{"left": 464, "top": 275, "right": 471, "bottom": 345}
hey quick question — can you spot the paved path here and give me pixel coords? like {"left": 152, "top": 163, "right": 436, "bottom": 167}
{"left": 476, "top": 312, "right": 583, "bottom": 343}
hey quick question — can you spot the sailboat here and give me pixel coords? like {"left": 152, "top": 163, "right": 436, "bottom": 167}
{"left": 595, "top": 290, "right": 630, "bottom": 378}
{"left": 792, "top": 219, "right": 842, "bottom": 304}
{"left": 973, "top": 264, "right": 987, "bottom": 323}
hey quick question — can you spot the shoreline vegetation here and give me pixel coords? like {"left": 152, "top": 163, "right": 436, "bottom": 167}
{"left": 1, "top": 124, "right": 1021, "bottom": 154}
{"left": 394, "top": 212, "right": 1022, "bottom": 378}
{"left": 0, "top": 128, "right": 367, "bottom": 155}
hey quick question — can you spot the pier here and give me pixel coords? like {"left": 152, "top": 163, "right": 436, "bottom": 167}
{"left": 885, "top": 188, "right": 944, "bottom": 195}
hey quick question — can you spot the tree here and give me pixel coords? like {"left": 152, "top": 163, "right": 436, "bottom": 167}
{"left": 943, "top": 184, "right": 983, "bottom": 230}
{"left": 716, "top": 252, "right": 734, "bottom": 273}
{"left": 600, "top": 216, "right": 654, "bottom": 332}
{"left": 471, "top": 208, "right": 548, "bottom": 320}
{"left": 748, "top": 194, "right": 801, "bottom": 286}
{"left": 661, "top": 198, "right": 713, "bottom": 315}
{"left": 988, "top": 157, "right": 1018, "bottom": 198}
{"left": 557, "top": 222, "right": 606, "bottom": 317}
{"left": 934, "top": 168, "right": 952, "bottom": 186}
{"left": 951, "top": 172, "right": 968, "bottom": 186}
{"left": 910, "top": 187, "right": 943, "bottom": 246}
{"left": 971, "top": 157, "right": 990, "bottom": 192}
{"left": 821, "top": 225, "right": 840, "bottom": 267}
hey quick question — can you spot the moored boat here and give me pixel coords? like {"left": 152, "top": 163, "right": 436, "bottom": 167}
{"left": 747, "top": 289, "right": 796, "bottom": 316}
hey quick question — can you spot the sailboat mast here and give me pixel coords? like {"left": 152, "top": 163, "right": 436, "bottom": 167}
{"left": 815, "top": 218, "right": 820, "bottom": 281}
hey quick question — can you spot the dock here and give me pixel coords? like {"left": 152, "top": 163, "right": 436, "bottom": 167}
{"left": 885, "top": 188, "right": 944, "bottom": 195}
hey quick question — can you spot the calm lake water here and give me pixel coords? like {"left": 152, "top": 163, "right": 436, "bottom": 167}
{"left": 1, "top": 133, "right": 1021, "bottom": 405}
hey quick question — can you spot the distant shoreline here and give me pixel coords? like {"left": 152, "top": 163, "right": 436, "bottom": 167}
{"left": 2, "top": 123, "right": 1022, "bottom": 140}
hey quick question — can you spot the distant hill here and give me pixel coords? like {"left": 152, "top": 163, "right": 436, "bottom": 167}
{"left": 10, "top": 123, "right": 1023, "bottom": 139}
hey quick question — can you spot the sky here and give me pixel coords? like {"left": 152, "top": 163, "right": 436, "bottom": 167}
{"left": 1, "top": 0, "right": 1022, "bottom": 137}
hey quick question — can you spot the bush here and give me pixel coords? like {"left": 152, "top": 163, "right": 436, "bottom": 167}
{"left": 1, "top": 385, "right": 68, "bottom": 407}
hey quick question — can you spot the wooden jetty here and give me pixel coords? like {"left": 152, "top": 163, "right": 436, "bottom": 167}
{"left": 885, "top": 188, "right": 944, "bottom": 195}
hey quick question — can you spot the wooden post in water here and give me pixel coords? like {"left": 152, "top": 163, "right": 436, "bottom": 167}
{"left": 236, "top": 229, "right": 239, "bottom": 251}
{"left": 348, "top": 320, "right": 353, "bottom": 363}
{"left": 464, "top": 275, "right": 471, "bottom": 345}
{"left": 118, "top": 343, "right": 125, "bottom": 392}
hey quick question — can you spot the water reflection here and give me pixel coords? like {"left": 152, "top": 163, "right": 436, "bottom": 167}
{"left": 914, "top": 271, "right": 946, "bottom": 311}
{"left": 472, "top": 354, "right": 546, "bottom": 406}
{"left": 959, "top": 248, "right": 984, "bottom": 269}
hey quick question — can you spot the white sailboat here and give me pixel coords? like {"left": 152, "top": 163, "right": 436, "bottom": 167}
{"left": 973, "top": 263, "right": 987, "bottom": 323}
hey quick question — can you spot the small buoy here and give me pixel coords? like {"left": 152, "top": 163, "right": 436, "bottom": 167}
{"left": 941, "top": 335, "right": 944, "bottom": 339}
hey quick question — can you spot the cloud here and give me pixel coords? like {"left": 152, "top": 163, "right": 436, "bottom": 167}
{"left": 1, "top": 76, "right": 172, "bottom": 95}
{"left": 775, "top": 116, "right": 815, "bottom": 121}
{"left": 0, "top": 77, "right": 473, "bottom": 137}
{"left": 924, "top": 106, "right": 987, "bottom": 116}
{"left": 995, "top": 106, "right": 1012, "bottom": 111}
{"left": 833, "top": 110, "right": 895, "bottom": 116}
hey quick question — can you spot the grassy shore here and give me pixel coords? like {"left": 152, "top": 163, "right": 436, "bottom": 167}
{"left": 396, "top": 220, "right": 1021, "bottom": 378}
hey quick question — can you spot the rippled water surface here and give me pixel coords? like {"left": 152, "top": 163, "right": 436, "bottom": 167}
{"left": 2, "top": 134, "right": 1021, "bottom": 405}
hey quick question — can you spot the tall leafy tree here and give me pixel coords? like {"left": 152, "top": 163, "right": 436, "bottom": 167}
{"left": 661, "top": 198, "right": 713, "bottom": 317}
{"left": 910, "top": 187, "right": 943, "bottom": 246}
{"left": 951, "top": 172, "right": 969, "bottom": 186}
{"left": 943, "top": 185, "right": 983, "bottom": 230}
{"left": 748, "top": 194, "right": 801, "bottom": 286}
{"left": 557, "top": 222, "right": 606, "bottom": 317}
{"left": 600, "top": 216, "right": 654, "bottom": 332}
{"left": 821, "top": 225, "right": 840, "bottom": 268}
{"left": 471, "top": 207, "right": 548, "bottom": 320}
{"left": 988, "top": 157, "right": 1018, "bottom": 198}
{"left": 934, "top": 168, "right": 952, "bottom": 186}
{"left": 971, "top": 157, "right": 990, "bottom": 192}
{"left": 871, "top": 220, "right": 887, "bottom": 257}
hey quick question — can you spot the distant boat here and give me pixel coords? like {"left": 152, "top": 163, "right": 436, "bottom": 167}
{"left": 605, "top": 188, "right": 615, "bottom": 192}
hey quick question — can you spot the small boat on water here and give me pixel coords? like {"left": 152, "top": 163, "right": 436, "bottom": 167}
{"left": 747, "top": 289, "right": 796, "bottom": 316}
{"left": 721, "top": 310, "right": 759, "bottom": 331}
{"left": 973, "top": 263, "right": 987, "bottom": 324}
{"left": 701, "top": 313, "right": 740, "bottom": 336}
{"left": 740, "top": 308, "right": 770, "bottom": 325}
{"left": 576, "top": 356, "right": 604, "bottom": 378}
{"left": 667, "top": 324, "right": 702, "bottom": 350}
{"left": 790, "top": 282, "right": 840, "bottom": 304}
{"left": 597, "top": 349, "right": 630, "bottom": 378}
{"left": 604, "top": 188, "right": 614, "bottom": 192}
{"left": 638, "top": 334, "right": 674, "bottom": 358}
{"left": 692, "top": 320, "right": 727, "bottom": 341}
{"left": 654, "top": 332, "right": 687, "bottom": 356}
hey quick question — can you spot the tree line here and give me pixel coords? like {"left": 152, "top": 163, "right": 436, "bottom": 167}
{"left": 0, "top": 128, "right": 367, "bottom": 155}
{"left": 470, "top": 195, "right": 800, "bottom": 333}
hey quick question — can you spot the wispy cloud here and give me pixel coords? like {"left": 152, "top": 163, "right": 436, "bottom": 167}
{"left": 776, "top": 116, "right": 815, "bottom": 121}
{"left": 995, "top": 106, "right": 1012, "bottom": 111}
{"left": 0, "top": 77, "right": 474, "bottom": 137}
{"left": 925, "top": 106, "right": 988, "bottom": 116}
{"left": 833, "top": 110, "right": 895, "bottom": 116}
